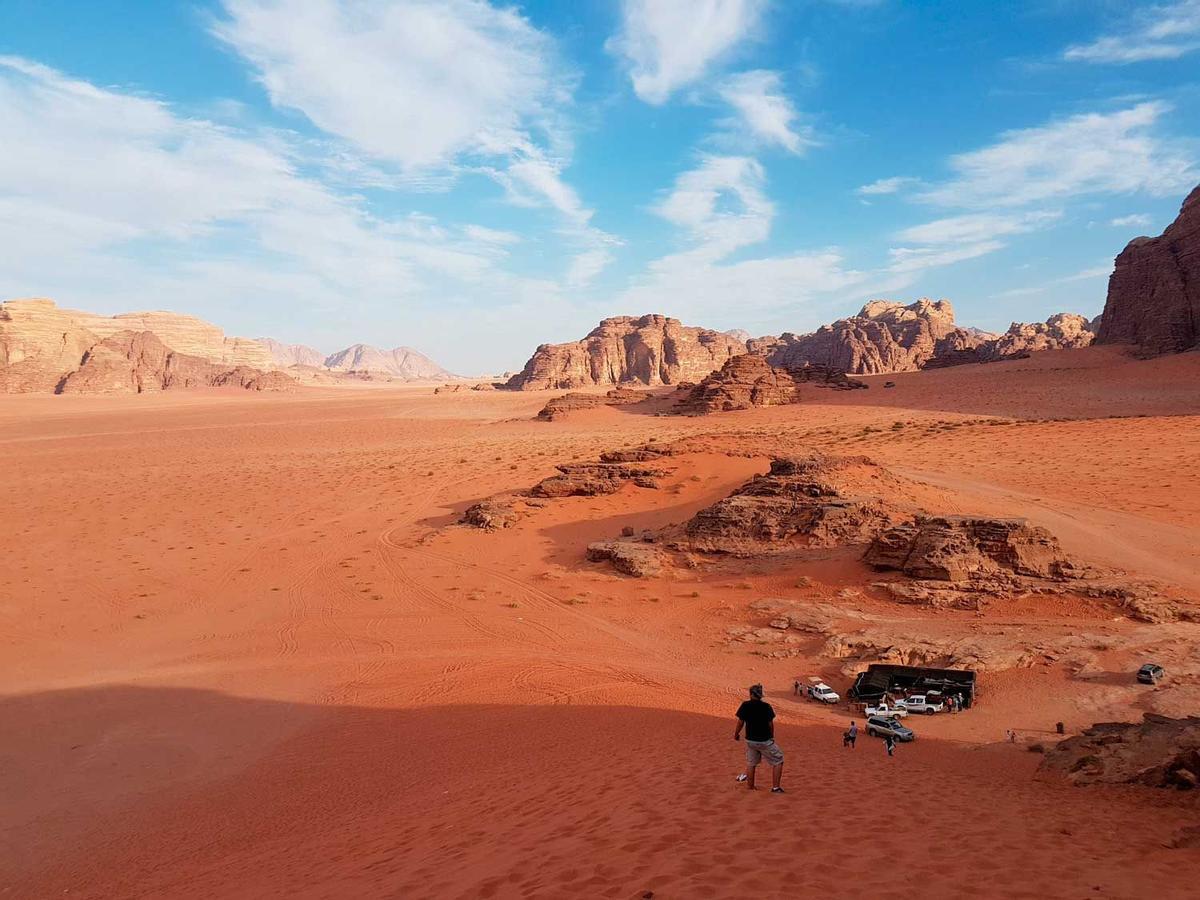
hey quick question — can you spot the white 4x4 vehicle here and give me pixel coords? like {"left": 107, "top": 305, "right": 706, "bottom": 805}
{"left": 864, "top": 702, "right": 908, "bottom": 718}
{"left": 897, "top": 695, "right": 944, "bottom": 715}
{"left": 806, "top": 683, "right": 840, "bottom": 704}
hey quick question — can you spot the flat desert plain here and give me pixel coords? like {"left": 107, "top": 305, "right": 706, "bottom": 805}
{"left": 4, "top": 345, "right": 1200, "bottom": 899}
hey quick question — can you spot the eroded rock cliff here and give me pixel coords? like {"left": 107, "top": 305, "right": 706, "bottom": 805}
{"left": 1097, "top": 185, "right": 1200, "bottom": 355}
{"left": 505, "top": 315, "right": 747, "bottom": 390}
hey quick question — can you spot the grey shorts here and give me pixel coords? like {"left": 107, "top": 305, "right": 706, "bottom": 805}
{"left": 745, "top": 739, "right": 784, "bottom": 767}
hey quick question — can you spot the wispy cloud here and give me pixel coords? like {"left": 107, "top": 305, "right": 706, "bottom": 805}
{"left": 856, "top": 176, "right": 919, "bottom": 196}
{"left": 918, "top": 102, "right": 1197, "bottom": 208}
{"left": 1064, "top": 1, "right": 1200, "bottom": 64}
{"left": 608, "top": 0, "right": 765, "bottom": 105}
{"left": 1109, "top": 213, "right": 1154, "bottom": 228}
{"left": 213, "top": 0, "right": 616, "bottom": 285}
{"left": 654, "top": 155, "right": 773, "bottom": 259}
{"left": 717, "top": 70, "right": 814, "bottom": 154}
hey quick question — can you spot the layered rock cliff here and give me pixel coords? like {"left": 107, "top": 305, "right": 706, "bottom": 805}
{"left": 754, "top": 299, "right": 973, "bottom": 374}
{"left": 923, "top": 314, "right": 1097, "bottom": 368}
{"left": 0, "top": 298, "right": 288, "bottom": 394}
{"left": 58, "top": 331, "right": 294, "bottom": 394}
{"left": 504, "top": 315, "right": 747, "bottom": 390}
{"left": 1097, "top": 184, "right": 1200, "bottom": 355}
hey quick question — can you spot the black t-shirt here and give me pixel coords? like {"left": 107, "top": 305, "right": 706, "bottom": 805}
{"left": 736, "top": 699, "right": 775, "bottom": 742}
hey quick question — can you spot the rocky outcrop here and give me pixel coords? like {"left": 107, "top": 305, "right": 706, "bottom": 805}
{"left": 536, "top": 387, "right": 651, "bottom": 421}
{"left": 1097, "top": 185, "right": 1200, "bottom": 356}
{"left": 260, "top": 338, "right": 326, "bottom": 368}
{"left": 586, "top": 541, "right": 664, "bottom": 577}
{"left": 0, "top": 297, "right": 281, "bottom": 393}
{"left": 505, "top": 315, "right": 747, "bottom": 390}
{"left": 1040, "top": 715, "right": 1200, "bottom": 789}
{"left": 864, "top": 515, "right": 1078, "bottom": 582}
{"left": 756, "top": 299, "right": 972, "bottom": 374}
{"left": 461, "top": 498, "right": 524, "bottom": 531}
{"left": 530, "top": 461, "right": 666, "bottom": 498}
{"left": 671, "top": 353, "right": 865, "bottom": 414}
{"left": 57, "top": 331, "right": 294, "bottom": 394}
{"left": 673, "top": 455, "right": 908, "bottom": 556}
{"left": 924, "top": 314, "right": 1097, "bottom": 368}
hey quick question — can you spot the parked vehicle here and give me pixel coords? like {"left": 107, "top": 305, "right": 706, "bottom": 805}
{"left": 865, "top": 715, "right": 915, "bottom": 742}
{"left": 864, "top": 703, "right": 908, "bottom": 718}
{"left": 806, "top": 682, "right": 840, "bottom": 704}
{"left": 897, "top": 694, "right": 944, "bottom": 715}
{"left": 1137, "top": 663, "right": 1165, "bottom": 684}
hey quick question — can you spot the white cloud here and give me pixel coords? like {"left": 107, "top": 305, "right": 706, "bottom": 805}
{"left": 717, "top": 70, "right": 814, "bottom": 154}
{"left": 654, "top": 155, "right": 773, "bottom": 258}
{"left": 1064, "top": 1, "right": 1200, "bottom": 64}
{"left": 919, "top": 102, "right": 1197, "bottom": 208}
{"left": 213, "top": 0, "right": 567, "bottom": 170}
{"left": 214, "top": 0, "right": 614, "bottom": 281}
{"left": 856, "top": 176, "right": 919, "bottom": 196}
{"left": 0, "top": 56, "right": 577, "bottom": 372}
{"left": 1109, "top": 213, "right": 1154, "bottom": 228}
{"left": 463, "top": 224, "right": 521, "bottom": 245}
{"left": 896, "top": 211, "right": 1061, "bottom": 245}
{"left": 887, "top": 242, "right": 1005, "bottom": 274}
{"left": 608, "top": 0, "right": 765, "bottom": 105}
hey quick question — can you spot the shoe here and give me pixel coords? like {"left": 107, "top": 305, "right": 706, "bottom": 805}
{"left": 736, "top": 773, "right": 747, "bottom": 782}
{"left": 771, "top": 787, "right": 785, "bottom": 794}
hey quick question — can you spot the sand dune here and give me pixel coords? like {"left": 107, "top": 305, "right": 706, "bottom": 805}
{"left": 3, "top": 347, "right": 1199, "bottom": 898}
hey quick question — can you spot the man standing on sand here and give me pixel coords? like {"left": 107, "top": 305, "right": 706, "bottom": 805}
{"left": 734, "top": 684, "right": 784, "bottom": 793}
{"left": 843, "top": 720, "right": 857, "bottom": 748}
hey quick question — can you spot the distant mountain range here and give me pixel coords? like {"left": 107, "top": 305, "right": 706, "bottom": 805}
{"left": 259, "top": 338, "right": 454, "bottom": 380}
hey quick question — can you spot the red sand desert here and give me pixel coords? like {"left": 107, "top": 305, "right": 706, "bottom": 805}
{"left": 4, "top": 346, "right": 1200, "bottom": 899}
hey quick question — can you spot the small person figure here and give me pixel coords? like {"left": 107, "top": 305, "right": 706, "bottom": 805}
{"left": 884, "top": 733, "right": 896, "bottom": 757}
{"left": 843, "top": 720, "right": 858, "bottom": 749}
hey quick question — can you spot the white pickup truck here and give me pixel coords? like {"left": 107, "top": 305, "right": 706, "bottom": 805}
{"left": 864, "top": 702, "right": 908, "bottom": 718}
{"left": 805, "top": 682, "right": 841, "bottom": 704}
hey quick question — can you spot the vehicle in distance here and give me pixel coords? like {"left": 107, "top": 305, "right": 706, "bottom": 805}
{"left": 864, "top": 703, "right": 908, "bottom": 718}
{"left": 806, "top": 683, "right": 840, "bottom": 704}
{"left": 865, "top": 716, "right": 914, "bottom": 742}
{"left": 1137, "top": 663, "right": 1165, "bottom": 684}
{"left": 897, "top": 695, "right": 944, "bottom": 715}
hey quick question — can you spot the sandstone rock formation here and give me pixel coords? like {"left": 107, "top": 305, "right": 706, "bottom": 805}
{"left": 1040, "top": 714, "right": 1200, "bottom": 789}
{"left": 505, "top": 315, "right": 747, "bottom": 390}
{"left": 755, "top": 299, "right": 971, "bottom": 374}
{"left": 1097, "top": 185, "right": 1200, "bottom": 355}
{"left": 673, "top": 455, "right": 908, "bottom": 556}
{"left": 536, "top": 387, "right": 651, "bottom": 421}
{"left": 260, "top": 338, "right": 326, "bottom": 368}
{"left": 671, "top": 353, "right": 865, "bottom": 415}
{"left": 324, "top": 343, "right": 452, "bottom": 379}
{"left": 460, "top": 498, "right": 524, "bottom": 531}
{"left": 924, "top": 314, "right": 1097, "bottom": 368}
{"left": 57, "top": 331, "right": 294, "bottom": 394}
{"left": 585, "top": 541, "right": 664, "bottom": 577}
{"left": 864, "top": 515, "right": 1078, "bottom": 582}
{"left": 0, "top": 299, "right": 288, "bottom": 394}
{"left": 530, "top": 461, "right": 666, "bottom": 498}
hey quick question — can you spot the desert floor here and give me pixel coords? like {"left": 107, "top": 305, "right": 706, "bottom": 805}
{"left": 3, "top": 345, "right": 1199, "bottom": 899}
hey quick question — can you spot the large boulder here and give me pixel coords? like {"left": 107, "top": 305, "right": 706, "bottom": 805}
{"left": 586, "top": 541, "right": 664, "bottom": 577}
{"left": 1097, "top": 184, "right": 1200, "bottom": 355}
{"left": 505, "top": 314, "right": 747, "bottom": 390}
{"left": 672, "top": 353, "right": 865, "bottom": 415}
{"left": 530, "top": 462, "right": 665, "bottom": 498}
{"left": 864, "top": 515, "right": 1078, "bottom": 582}
{"left": 1039, "top": 714, "right": 1200, "bottom": 789}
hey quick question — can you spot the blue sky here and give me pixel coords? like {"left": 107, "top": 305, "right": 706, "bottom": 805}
{"left": 2, "top": 0, "right": 1198, "bottom": 374}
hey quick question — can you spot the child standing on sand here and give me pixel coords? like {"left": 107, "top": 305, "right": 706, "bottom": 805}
{"left": 884, "top": 734, "right": 896, "bottom": 757}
